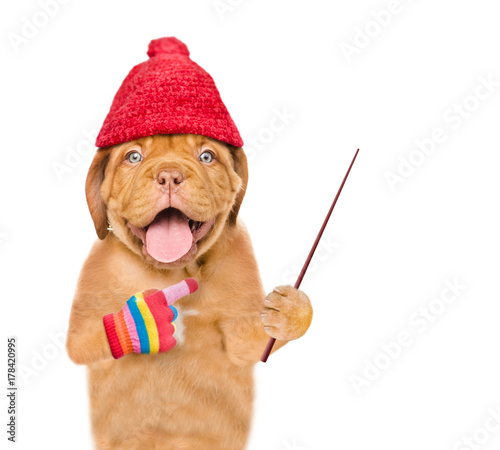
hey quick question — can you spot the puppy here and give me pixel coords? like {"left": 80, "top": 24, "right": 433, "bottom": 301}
{"left": 67, "top": 134, "right": 313, "bottom": 449}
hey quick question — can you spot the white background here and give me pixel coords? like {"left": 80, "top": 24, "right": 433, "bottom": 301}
{"left": 2, "top": 1, "right": 500, "bottom": 449}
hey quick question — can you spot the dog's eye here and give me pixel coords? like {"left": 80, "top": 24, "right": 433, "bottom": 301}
{"left": 127, "top": 151, "right": 143, "bottom": 164}
{"left": 199, "top": 151, "right": 214, "bottom": 164}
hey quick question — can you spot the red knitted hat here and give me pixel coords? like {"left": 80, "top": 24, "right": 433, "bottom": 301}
{"left": 95, "top": 37, "right": 243, "bottom": 148}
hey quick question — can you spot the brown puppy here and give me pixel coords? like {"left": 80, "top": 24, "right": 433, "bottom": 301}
{"left": 66, "top": 134, "right": 313, "bottom": 449}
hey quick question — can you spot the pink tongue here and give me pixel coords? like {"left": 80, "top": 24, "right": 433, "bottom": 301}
{"left": 145, "top": 209, "right": 193, "bottom": 263}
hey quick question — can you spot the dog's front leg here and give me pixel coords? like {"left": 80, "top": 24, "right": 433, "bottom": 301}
{"left": 221, "top": 311, "right": 287, "bottom": 366}
{"left": 66, "top": 289, "right": 115, "bottom": 365}
{"left": 66, "top": 241, "right": 130, "bottom": 365}
{"left": 220, "top": 286, "right": 312, "bottom": 366}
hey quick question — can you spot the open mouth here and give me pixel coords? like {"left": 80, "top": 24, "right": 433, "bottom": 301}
{"left": 128, "top": 208, "right": 215, "bottom": 264}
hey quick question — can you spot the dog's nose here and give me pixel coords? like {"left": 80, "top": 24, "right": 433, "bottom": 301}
{"left": 156, "top": 169, "right": 185, "bottom": 186}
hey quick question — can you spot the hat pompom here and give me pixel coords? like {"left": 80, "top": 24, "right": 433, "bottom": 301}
{"left": 147, "top": 37, "right": 190, "bottom": 58}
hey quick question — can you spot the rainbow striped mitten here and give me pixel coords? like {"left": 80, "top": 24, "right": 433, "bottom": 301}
{"left": 103, "top": 278, "right": 198, "bottom": 359}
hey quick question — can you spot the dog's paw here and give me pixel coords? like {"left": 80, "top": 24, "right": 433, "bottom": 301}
{"left": 261, "top": 286, "right": 313, "bottom": 340}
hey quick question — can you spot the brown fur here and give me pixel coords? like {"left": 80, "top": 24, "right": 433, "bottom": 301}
{"left": 66, "top": 134, "right": 312, "bottom": 449}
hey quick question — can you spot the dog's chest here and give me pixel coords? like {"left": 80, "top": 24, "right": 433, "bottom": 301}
{"left": 173, "top": 306, "right": 198, "bottom": 346}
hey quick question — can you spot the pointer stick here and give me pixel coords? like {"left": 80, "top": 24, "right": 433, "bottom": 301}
{"left": 260, "top": 148, "right": 360, "bottom": 363}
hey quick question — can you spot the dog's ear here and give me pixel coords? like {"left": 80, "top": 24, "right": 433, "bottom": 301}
{"left": 228, "top": 146, "right": 248, "bottom": 226}
{"left": 85, "top": 149, "right": 111, "bottom": 239}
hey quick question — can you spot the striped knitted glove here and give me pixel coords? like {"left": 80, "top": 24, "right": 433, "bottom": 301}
{"left": 103, "top": 278, "right": 198, "bottom": 359}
